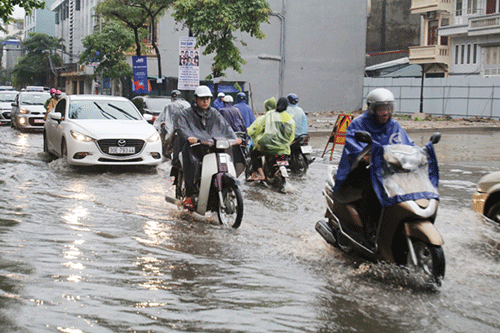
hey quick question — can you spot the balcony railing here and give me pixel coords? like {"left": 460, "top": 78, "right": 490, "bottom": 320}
{"left": 409, "top": 45, "right": 450, "bottom": 65}
{"left": 469, "top": 13, "right": 500, "bottom": 35}
{"left": 410, "top": 0, "right": 453, "bottom": 14}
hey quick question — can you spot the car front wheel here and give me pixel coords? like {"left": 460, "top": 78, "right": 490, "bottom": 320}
{"left": 486, "top": 202, "right": 500, "bottom": 223}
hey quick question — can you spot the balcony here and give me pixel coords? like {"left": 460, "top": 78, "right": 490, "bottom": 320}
{"left": 409, "top": 45, "right": 450, "bottom": 66}
{"left": 410, "top": 0, "right": 453, "bottom": 14}
{"left": 469, "top": 13, "right": 500, "bottom": 36}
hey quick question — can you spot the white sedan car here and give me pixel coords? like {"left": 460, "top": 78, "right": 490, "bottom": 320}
{"left": 43, "top": 95, "right": 162, "bottom": 166}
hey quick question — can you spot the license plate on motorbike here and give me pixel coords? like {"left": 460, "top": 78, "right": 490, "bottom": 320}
{"left": 277, "top": 160, "right": 289, "bottom": 166}
{"left": 300, "top": 145, "right": 313, "bottom": 154}
{"left": 109, "top": 146, "right": 135, "bottom": 154}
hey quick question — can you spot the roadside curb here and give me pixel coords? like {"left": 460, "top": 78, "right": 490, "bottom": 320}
{"left": 308, "top": 126, "right": 500, "bottom": 137}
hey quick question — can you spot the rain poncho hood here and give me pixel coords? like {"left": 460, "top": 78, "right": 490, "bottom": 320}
{"left": 247, "top": 107, "right": 295, "bottom": 155}
{"left": 333, "top": 111, "right": 439, "bottom": 207}
{"left": 264, "top": 97, "right": 276, "bottom": 111}
{"left": 174, "top": 104, "right": 236, "bottom": 142}
{"left": 286, "top": 104, "right": 308, "bottom": 137}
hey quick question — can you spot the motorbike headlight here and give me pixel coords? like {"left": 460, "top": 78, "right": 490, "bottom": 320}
{"left": 19, "top": 108, "right": 30, "bottom": 114}
{"left": 70, "top": 130, "right": 95, "bottom": 142}
{"left": 147, "top": 132, "right": 160, "bottom": 142}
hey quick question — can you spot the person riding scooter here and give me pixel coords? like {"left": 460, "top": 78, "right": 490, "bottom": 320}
{"left": 334, "top": 88, "right": 415, "bottom": 241}
{"left": 246, "top": 97, "right": 295, "bottom": 181}
{"left": 172, "top": 85, "right": 241, "bottom": 210}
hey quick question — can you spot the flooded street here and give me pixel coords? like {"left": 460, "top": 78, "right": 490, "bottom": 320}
{"left": 1, "top": 126, "right": 500, "bottom": 333}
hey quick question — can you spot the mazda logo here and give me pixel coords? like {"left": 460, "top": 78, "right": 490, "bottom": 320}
{"left": 118, "top": 139, "right": 126, "bottom": 147}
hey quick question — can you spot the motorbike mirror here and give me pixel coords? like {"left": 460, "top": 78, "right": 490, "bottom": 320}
{"left": 354, "top": 131, "right": 373, "bottom": 144}
{"left": 429, "top": 132, "right": 441, "bottom": 144}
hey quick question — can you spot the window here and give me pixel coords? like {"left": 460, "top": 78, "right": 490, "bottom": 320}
{"left": 467, "top": 0, "right": 478, "bottom": 14}
{"left": 455, "top": 43, "right": 478, "bottom": 65}
{"left": 461, "top": 45, "right": 465, "bottom": 64}
{"left": 75, "top": 0, "right": 80, "bottom": 10}
{"left": 486, "top": 0, "right": 496, "bottom": 14}
{"left": 473, "top": 44, "right": 478, "bottom": 63}
{"left": 456, "top": 0, "right": 463, "bottom": 15}
{"left": 455, "top": 45, "right": 459, "bottom": 65}
{"left": 467, "top": 44, "right": 471, "bottom": 64}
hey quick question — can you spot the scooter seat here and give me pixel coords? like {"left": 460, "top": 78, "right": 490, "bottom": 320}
{"left": 333, "top": 184, "right": 363, "bottom": 204}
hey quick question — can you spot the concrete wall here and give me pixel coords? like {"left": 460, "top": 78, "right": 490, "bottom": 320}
{"left": 158, "top": 0, "right": 367, "bottom": 113}
{"left": 364, "top": 76, "right": 500, "bottom": 119}
{"left": 366, "top": 0, "right": 420, "bottom": 53}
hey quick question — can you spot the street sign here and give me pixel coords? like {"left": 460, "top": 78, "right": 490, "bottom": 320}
{"left": 321, "top": 114, "right": 354, "bottom": 161}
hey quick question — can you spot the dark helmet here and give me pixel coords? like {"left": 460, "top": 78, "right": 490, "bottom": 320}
{"left": 171, "top": 90, "right": 181, "bottom": 99}
{"left": 287, "top": 93, "right": 299, "bottom": 105}
{"left": 237, "top": 92, "right": 246, "bottom": 101}
{"left": 276, "top": 97, "right": 288, "bottom": 112}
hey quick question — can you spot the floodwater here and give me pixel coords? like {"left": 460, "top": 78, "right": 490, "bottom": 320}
{"left": 1, "top": 126, "right": 500, "bottom": 333}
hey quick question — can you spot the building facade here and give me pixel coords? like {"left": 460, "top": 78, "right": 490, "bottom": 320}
{"left": 157, "top": 0, "right": 367, "bottom": 113}
{"left": 24, "top": 0, "right": 57, "bottom": 39}
{"left": 50, "top": 0, "right": 99, "bottom": 94}
{"left": 409, "top": 0, "right": 500, "bottom": 78}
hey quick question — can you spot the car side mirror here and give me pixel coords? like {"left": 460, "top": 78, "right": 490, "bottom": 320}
{"left": 49, "top": 112, "right": 62, "bottom": 121}
{"left": 430, "top": 132, "right": 441, "bottom": 144}
{"left": 143, "top": 114, "right": 153, "bottom": 121}
{"left": 354, "top": 130, "right": 373, "bottom": 144}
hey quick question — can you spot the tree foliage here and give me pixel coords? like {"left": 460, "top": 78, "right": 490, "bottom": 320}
{"left": 172, "top": 0, "right": 271, "bottom": 79}
{"left": 11, "top": 33, "right": 63, "bottom": 88}
{"left": 94, "top": 0, "right": 150, "bottom": 56}
{"left": 79, "top": 21, "right": 134, "bottom": 80}
{"left": 0, "top": 0, "right": 45, "bottom": 24}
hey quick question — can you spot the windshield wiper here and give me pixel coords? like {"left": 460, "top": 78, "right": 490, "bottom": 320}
{"left": 107, "top": 103, "right": 137, "bottom": 120}
{"left": 93, "top": 102, "right": 116, "bottom": 119}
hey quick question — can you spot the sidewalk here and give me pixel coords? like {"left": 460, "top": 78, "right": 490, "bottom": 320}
{"left": 307, "top": 111, "right": 500, "bottom": 136}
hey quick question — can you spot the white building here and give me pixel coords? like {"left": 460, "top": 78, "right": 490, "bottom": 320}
{"left": 409, "top": 0, "right": 500, "bottom": 77}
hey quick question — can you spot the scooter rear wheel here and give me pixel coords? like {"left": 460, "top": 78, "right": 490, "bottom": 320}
{"left": 408, "top": 240, "right": 445, "bottom": 286}
{"left": 217, "top": 184, "right": 243, "bottom": 229}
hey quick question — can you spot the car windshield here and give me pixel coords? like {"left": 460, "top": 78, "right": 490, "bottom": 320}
{"left": 69, "top": 100, "right": 142, "bottom": 120}
{"left": 20, "top": 93, "right": 50, "bottom": 105}
{"left": 0, "top": 93, "right": 17, "bottom": 102}
{"left": 145, "top": 98, "right": 171, "bottom": 112}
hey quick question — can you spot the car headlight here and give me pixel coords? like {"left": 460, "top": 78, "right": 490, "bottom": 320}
{"left": 70, "top": 130, "right": 95, "bottom": 142}
{"left": 147, "top": 132, "right": 160, "bottom": 142}
{"left": 19, "top": 108, "right": 30, "bottom": 114}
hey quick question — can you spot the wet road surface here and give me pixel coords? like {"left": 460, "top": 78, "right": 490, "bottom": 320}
{"left": 1, "top": 126, "right": 500, "bottom": 332}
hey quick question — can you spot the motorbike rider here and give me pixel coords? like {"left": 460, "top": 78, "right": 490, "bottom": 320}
{"left": 44, "top": 90, "right": 63, "bottom": 121}
{"left": 246, "top": 97, "right": 295, "bottom": 181}
{"left": 172, "top": 85, "right": 242, "bottom": 210}
{"left": 218, "top": 95, "right": 247, "bottom": 133}
{"left": 234, "top": 92, "right": 255, "bottom": 128}
{"left": 333, "top": 88, "right": 414, "bottom": 243}
{"left": 153, "top": 90, "right": 191, "bottom": 157}
{"left": 213, "top": 92, "right": 225, "bottom": 110}
{"left": 286, "top": 93, "right": 308, "bottom": 138}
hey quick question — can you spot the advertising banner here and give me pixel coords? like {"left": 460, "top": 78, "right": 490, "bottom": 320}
{"left": 132, "top": 56, "right": 149, "bottom": 94}
{"left": 178, "top": 37, "right": 199, "bottom": 90}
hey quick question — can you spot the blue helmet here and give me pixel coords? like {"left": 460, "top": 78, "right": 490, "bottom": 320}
{"left": 237, "top": 92, "right": 246, "bottom": 101}
{"left": 287, "top": 93, "right": 298, "bottom": 105}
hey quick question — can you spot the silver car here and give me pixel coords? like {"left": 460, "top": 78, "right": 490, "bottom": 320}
{"left": 0, "top": 90, "right": 18, "bottom": 126}
{"left": 11, "top": 90, "right": 51, "bottom": 131}
{"left": 472, "top": 171, "right": 500, "bottom": 223}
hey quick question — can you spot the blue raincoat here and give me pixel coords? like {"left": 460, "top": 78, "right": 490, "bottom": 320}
{"left": 334, "top": 111, "right": 439, "bottom": 207}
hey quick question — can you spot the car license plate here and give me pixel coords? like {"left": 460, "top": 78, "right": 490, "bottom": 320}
{"left": 109, "top": 146, "right": 135, "bottom": 154}
{"left": 301, "top": 145, "right": 313, "bottom": 154}
{"left": 34, "top": 119, "right": 45, "bottom": 124}
{"left": 277, "top": 160, "right": 289, "bottom": 166}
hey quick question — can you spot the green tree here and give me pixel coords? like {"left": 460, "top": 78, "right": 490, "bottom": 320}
{"left": 0, "top": 0, "right": 45, "bottom": 24}
{"left": 11, "top": 32, "right": 63, "bottom": 88}
{"left": 95, "top": 0, "right": 150, "bottom": 56}
{"left": 173, "top": 0, "right": 271, "bottom": 80}
{"left": 79, "top": 21, "right": 134, "bottom": 92}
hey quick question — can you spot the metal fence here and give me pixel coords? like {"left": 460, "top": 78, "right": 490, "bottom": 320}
{"left": 364, "top": 76, "right": 500, "bottom": 119}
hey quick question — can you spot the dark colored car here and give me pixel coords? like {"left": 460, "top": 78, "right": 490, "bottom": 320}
{"left": 131, "top": 96, "right": 172, "bottom": 124}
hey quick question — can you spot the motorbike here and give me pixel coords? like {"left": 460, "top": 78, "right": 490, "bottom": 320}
{"left": 315, "top": 130, "right": 446, "bottom": 286}
{"left": 263, "top": 154, "right": 290, "bottom": 193}
{"left": 165, "top": 137, "right": 244, "bottom": 229}
{"left": 289, "top": 134, "right": 315, "bottom": 175}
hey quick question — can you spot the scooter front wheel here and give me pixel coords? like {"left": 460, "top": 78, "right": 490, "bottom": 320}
{"left": 217, "top": 184, "right": 243, "bottom": 229}
{"left": 408, "top": 240, "right": 445, "bottom": 286}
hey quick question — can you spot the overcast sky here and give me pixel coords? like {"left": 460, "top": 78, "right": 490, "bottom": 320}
{"left": 13, "top": 6, "right": 25, "bottom": 19}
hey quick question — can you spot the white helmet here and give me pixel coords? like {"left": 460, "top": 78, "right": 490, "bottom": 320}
{"left": 194, "top": 85, "right": 213, "bottom": 98}
{"left": 366, "top": 88, "right": 395, "bottom": 115}
{"left": 223, "top": 95, "right": 233, "bottom": 103}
